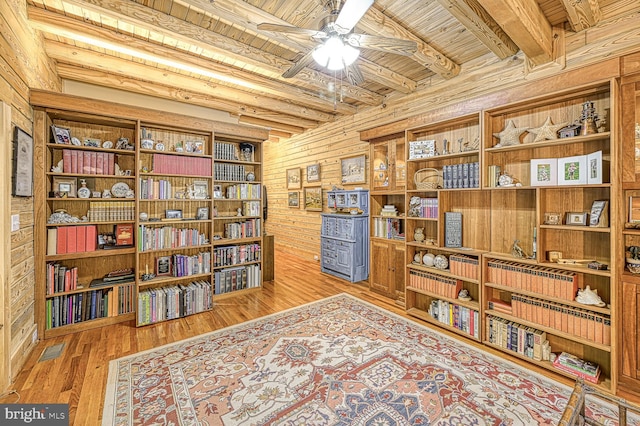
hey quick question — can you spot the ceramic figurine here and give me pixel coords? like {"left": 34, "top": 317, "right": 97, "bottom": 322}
{"left": 575, "top": 285, "right": 606, "bottom": 307}
{"left": 414, "top": 228, "right": 425, "bottom": 243}
{"left": 458, "top": 289, "right": 472, "bottom": 301}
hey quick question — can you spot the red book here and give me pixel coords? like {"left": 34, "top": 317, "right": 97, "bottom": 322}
{"left": 90, "top": 152, "right": 97, "bottom": 175}
{"left": 56, "top": 227, "right": 68, "bottom": 254}
{"left": 115, "top": 224, "right": 134, "bottom": 246}
{"left": 63, "top": 149, "right": 72, "bottom": 173}
{"left": 83, "top": 152, "right": 91, "bottom": 174}
{"left": 96, "top": 153, "right": 104, "bottom": 175}
{"left": 77, "top": 151, "right": 84, "bottom": 174}
{"left": 71, "top": 150, "right": 78, "bottom": 174}
{"left": 86, "top": 225, "right": 97, "bottom": 252}
{"left": 77, "top": 225, "right": 86, "bottom": 252}
{"left": 108, "top": 153, "right": 115, "bottom": 175}
{"left": 66, "top": 226, "right": 77, "bottom": 253}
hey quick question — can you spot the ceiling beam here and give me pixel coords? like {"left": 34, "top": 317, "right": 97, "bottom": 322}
{"left": 237, "top": 116, "right": 302, "bottom": 135}
{"left": 52, "top": 58, "right": 321, "bottom": 132}
{"left": 28, "top": 6, "right": 355, "bottom": 116}
{"left": 436, "top": 0, "right": 518, "bottom": 59}
{"left": 559, "top": 0, "right": 601, "bottom": 32}
{"left": 50, "top": 0, "right": 383, "bottom": 106}
{"left": 357, "top": 5, "right": 460, "bottom": 79}
{"left": 178, "top": 0, "right": 418, "bottom": 94}
{"left": 477, "top": 0, "right": 554, "bottom": 66}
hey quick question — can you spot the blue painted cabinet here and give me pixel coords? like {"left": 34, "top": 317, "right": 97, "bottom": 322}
{"left": 321, "top": 190, "right": 369, "bottom": 282}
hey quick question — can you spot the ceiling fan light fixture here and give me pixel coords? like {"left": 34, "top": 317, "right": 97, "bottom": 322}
{"left": 312, "top": 36, "right": 360, "bottom": 71}
{"left": 334, "top": 0, "right": 374, "bottom": 33}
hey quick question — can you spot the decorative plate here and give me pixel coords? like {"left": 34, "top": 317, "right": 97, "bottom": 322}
{"left": 102, "top": 140, "right": 114, "bottom": 149}
{"left": 111, "top": 182, "right": 130, "bottom": 198}
{"left": 434, "top": 254, "right": 448, "bottom": 270}
{"left": 141, "top": 139, "right": 154, "bottom": 150}
{"left": 422, "top": 253, "right": 435, "bottom": 267}
{"left": 155, "top": 142, "right": 165, "bottom": 151}
{"left": 71, "top": 137, "right": 82, "bottom": 146}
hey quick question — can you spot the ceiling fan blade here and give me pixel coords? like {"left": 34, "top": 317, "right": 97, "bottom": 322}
{"left": 258, "top": 23, "right": 326, "bottom": 39}
{"left": 344, "top": 63, "right": 365, "bottom": 86}
{"left": 334, "top": 0, "right": 374, "bottom": 34}
{"left": 345, "top": 33, "right": 417, "bottom": 56}
{"left": 282, "top": 50, "right": 316, "bottom": 78}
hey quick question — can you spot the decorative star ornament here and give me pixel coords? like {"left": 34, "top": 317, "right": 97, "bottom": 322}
{"left": 493, "top": 120, "right": 529, "bottom": 147}
{"left": 528, "top": 117, "right": 567, "bottom": 143}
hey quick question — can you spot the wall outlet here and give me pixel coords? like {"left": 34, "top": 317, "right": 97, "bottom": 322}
{"left": 11, "top": 214, "right": 19, "bottom": 232}
{"left": 32, "top": 329, "right": 38, "bottom": 344}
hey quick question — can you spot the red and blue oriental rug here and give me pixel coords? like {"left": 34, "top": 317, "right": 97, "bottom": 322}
{"left": 103, "top": 294, "right": 635, "bottom": 425}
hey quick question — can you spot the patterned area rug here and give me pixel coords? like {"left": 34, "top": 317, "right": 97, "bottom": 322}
{"left": 103, "top": 294, "right": 636, "bottom": 425}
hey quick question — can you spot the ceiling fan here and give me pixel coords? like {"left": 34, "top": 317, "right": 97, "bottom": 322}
{"left": 258, "top": 0, "right": 418, "bottom": 85}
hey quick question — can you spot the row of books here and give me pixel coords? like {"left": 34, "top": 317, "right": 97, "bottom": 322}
{"left": 373, "top": 217, "right": 404, "bottom": 240}
{"left": 61, "top": 149, "right": 117, "bottom": 175}
{"left": 46, "top": 263, "right": 78, "bottom": 295}
{"left": 442, "top": 162, "right": 480, "bottom": 189}
{"left": 552, "top": 352, "right": 601, "bottom": 384}
{"left": 507, "top": 293, "right": 611, "bottom": 345}
{"left": 412, "top": 197, "right": 438, "bottom": 218}
{"left": 223, "top": 218, "right": 261, "bottom": 239}
{"left": 46, "top": 225, "right": 98, "bottom": 256}
{"left": 487, "top": 298, "right": 512, "bottom": 314}
{"left": 137, "top": 280, "right": 212, "bottom": 325}
{"left": 214, "top": 162, "right": 247, "bottom": 181}
{"left": 138, "top": 178, "right": 173, "bottom": 199}
{"left": 214, "top": 142, "right": 241, "bottom": 161}
{"left": 429, "top": 299, "right": 479, "bottom": 338}
{"left": 170, "top": 252, "right": 212, "bottom": 277}
{"left": 214, "top": 264, "right": 260, "bottom": 294}
{"left": 213, "top": 244, "right": 261, "bottom": 267}
{"left": 487, "top": 315, "right": 549, "bottom": 361}
{"left": 223, "top": 183, "right": 261, "bottom": 199}
{"left": 87, "top": 201, "right": 135, "bottom": 222}
{"left": 45, "top": 283, "right": 135, "bottom": 329}
{"left": 487, "top": 165, "right": 502, "bottom": 187}
{"left": 152, "top": 153, "right": 212, "bottom": 177}
{"left": 408, "top": 269, "right": 462, "bottom": 299}
{"left": 138, "top": 225, "right": 208, "bottom": 251}
{"left": 486, "top": 259, "right": 579, "bottom": 301}
{"left": 449, "top": 254, "right": 479, "bottom": 280}
{"left": 242, "top": 201, "right": 261, "bottom": 217}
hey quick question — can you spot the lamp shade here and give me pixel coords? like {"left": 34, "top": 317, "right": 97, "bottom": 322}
{"left": 312, "top": 37, "right": 360, "bottom": 71}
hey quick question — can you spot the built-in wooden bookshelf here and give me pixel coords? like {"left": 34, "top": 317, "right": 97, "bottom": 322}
{"left": 32, "top": 91, "right": 268, "bottom": 337}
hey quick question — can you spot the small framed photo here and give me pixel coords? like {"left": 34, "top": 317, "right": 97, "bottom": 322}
{"left": 213, "top": 184, "right": 223, "bottom": 199}
{"left": 192, "top": 180, "right": 209, "bottom": 199}
{"left": 304, "top": 187, "right": 322, "bottom": 211}
{"left": 12, "top": 126, "right": 34, "bottom": 197}
{"left": 306, "top": 163, "right": 320, "bottom": 183}
{"left": 589, "top": 200, "right": 609, "bottom": 227}
{"left": 156, "top": 255, "right": 172, "bottom": 276}
{"left": 53, "top": 176, "right": 77, "bottom": 198}
{"left": 192, "top": 141, "right": 204, "bottom": 154}
{"left": 288, "top": 191, "right": 299, "bottom": 208}
{"left": 341, "top": 155, "right": 366, "bottom": 185}
{"left": 530, "top": 158, "right": 557, "bottom": 186}
{"left": 51, "top": 125, "right": 71, "bottom": 144}
{"left": 287, "top": 168, "right": 301, "bottom": 189}
{"left": 587, "top": 150, "right": 603, "bottom": 185}
{"left": 558, "top": 155, "right": 587, "bottom": 185}
{"left": 196, "top": 207, "right": 209, "bottom": 220}
{"left": 543, "top": 212, "right": 562, "bottom": 225}
{"left": 409, "top": 140, "right": 436, "bottom": 159}
{"left": 565, "top": 212, "right": 589, "bottom": 226}
{"left": 165, "top": 209, "right": 183, "bottom": 219}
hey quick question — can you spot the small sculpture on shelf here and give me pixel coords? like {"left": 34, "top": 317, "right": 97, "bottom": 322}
{"left": 51, "top": 160, "right": 63, "bottom": 173}
{"left": 575, "top": 286, "right": 606, "bottom": 307}
{"left": 511, "top": 239, "right": 528, "bottom": 259}
{"left": 414, "top": 228, "right": 425, "bottom": 244}
{"left": 48, "top": 210, "right": 87, "bottom": 224}
{"left": 527, "top": 117, "right": 566, "bottom": 143}
{"left": 578, "top": 100, "right": 599, "bottom": 136}
{"left": 626, "top": 245, "right": 640, "bottom": 274}
{"left": 463, "top": 136, "right": 480, "bottom": 152}
{"left": 458, "top": 289, "right": 472, "bottom": 302}
{"left": 493, "top": 120, "right": 529, "bottom": 147}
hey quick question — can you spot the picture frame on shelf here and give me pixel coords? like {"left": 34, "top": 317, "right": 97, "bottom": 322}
{"left": 165, "top": 209, "right": 183, "bottom": 219}
{"left": 213, "top": 184, "right": 223, "bottom": 199}
{"left": 340, "top": 154, "right": 366, "bottom": 184}
{"left": 558, "top": 155, "right": 587, "bottom": 185}
{"left": 629, "top": 196, "right": 640, "bottom": 223}
{"left": 589, "top": 200, "right": 609, "bottom": 227}
{"left": 288, "top": 191, "right": 299, "bottom": 208}
{"left": 156, "top": 255, "right": 172, "bottom": 276}
{"left": 306, "top": 163, "right": 320, "bottom": 183}
{"left": 192, "top": 180, "right": 209, "bottom": 199}
{"left": 543, "top": 212, "right": 562, "bottom": 225}
{"left": 239, "top": 143, "right": 255, "bottom": 162}
{"left": 587, "top": 150, "right": 603, "bottom": 185}
{"left": 565, "top": 212, "right": 589, "bottom": 226}
{"left": 12, "top": 126, "right": 33, "bottom": 197}
{"left": 530, "top": 158, "right": 557, "bottom": 186}
{"left": 304, "top": 187, "right": 322, "bottom": 211}
{"left": 50, "top": 125, "right": 71, "bottom": 144}
{"left": 53, "top": 176, "right": 77, "bottom": 198}
{"left": 408, "top": 140, "right": 436, "bottom": 159}
{"left": 286, "top": 168, "right": 301, "bottom": 189}
{"left": 196, "top": 207, "right": 209, "bottom": 220}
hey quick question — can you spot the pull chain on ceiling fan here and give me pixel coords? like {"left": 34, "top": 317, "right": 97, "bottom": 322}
{"left": 258, "top": 0, "right": 417, "bottom": 86}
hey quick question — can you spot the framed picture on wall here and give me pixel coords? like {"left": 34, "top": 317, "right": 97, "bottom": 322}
{"left": 288, "top": 192, "right": 299, "bottom": 208}
{"left": 12, "top": 126, "right": 34, "bottom": 197}
{"left": 304, "top": 187, "right": 322, "bottom": 211}
{"left": 306, "top": 163, "right": 320, "bottom": 183}
{"left": 340, "top": 154, "right": 366, "bottom": 185}
{"left": 286, "top": 168, "right": 301, "bottom": 189}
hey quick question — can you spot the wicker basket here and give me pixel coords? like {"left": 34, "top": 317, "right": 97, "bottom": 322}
{"left": 414, "top": 168, "right": 442, "bottom": 189}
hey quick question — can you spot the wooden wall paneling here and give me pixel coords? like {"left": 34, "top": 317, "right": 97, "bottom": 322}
{"left": 0, "top": 101, "right": 11, "bottom": 391}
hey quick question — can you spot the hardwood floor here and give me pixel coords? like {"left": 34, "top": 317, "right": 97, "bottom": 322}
{"left": 2, "top": 249, "right": 633, "bottom": 424}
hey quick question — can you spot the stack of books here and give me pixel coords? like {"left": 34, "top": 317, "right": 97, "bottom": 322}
{"left": 380, "top": 205, "right": 398, "bottom": 217}
{"left": 553, "top": 352, "right": 601, "bottom": 383}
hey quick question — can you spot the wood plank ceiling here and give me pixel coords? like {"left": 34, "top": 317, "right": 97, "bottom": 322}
{"left": 26, "top": 0, "right": 637, "bottom": 137}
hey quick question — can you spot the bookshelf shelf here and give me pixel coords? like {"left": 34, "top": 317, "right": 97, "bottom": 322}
{"left": 45, "top": 247, "right": 136, "bottom": 261}
{"left": 406, "top": 307, "right": 481, "bottom": 342}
